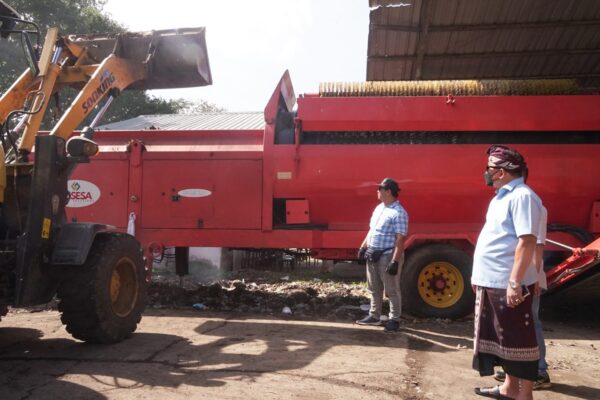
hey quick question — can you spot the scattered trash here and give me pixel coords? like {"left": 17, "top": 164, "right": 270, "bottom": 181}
{"left": 334, "top": 305, "right": 363, "bottom": 318}
{"left": 360, "top": 304, "right": 370, "bottom": 312}
{"left": 456, "top": 344, "right": 468, "bottom": 349}
{"left": 148, "top": 271, "right": 376, "bottom": 319}
{"left": 282, "top": 306, "right": 292, "bottom": 315}
{"left": 281, "top": 276, "right": 290, "bottom": 281}
{"left": 232, "top": 280, "right": 246, "bottom": 289}
{"left": 192, "top": 303, "right": 208, "bottom": 311}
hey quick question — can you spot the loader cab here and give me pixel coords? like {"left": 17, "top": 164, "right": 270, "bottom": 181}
{"left": 0, "top": 0, "right": 37, "bottom": 239}
{"left": 0, "top": 0, "right": 40, "bottom": 75}
{"left": 0, "top": 1, "right": 20, "bottom": 33}
{"left": 0, "top": 0, "right": 22, "bottom": 241}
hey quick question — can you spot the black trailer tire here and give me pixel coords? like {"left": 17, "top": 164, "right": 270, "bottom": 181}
{"left": 401, "top": 243, "right": 474, "bottom": 319}
{"left": 57, "top": 233, "right": 147, "bottom": 343}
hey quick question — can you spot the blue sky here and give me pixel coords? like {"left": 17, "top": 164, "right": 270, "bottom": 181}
{"left": 103, "top": 0, "right": 370, "bottom": 111}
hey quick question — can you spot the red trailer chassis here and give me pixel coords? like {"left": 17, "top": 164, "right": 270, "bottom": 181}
{"left": 68, "top": 72, "right": 600, "bottom": 318}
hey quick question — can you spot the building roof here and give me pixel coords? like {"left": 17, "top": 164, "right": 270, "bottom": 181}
{"left": 97, "top": 112, "right": 264, "bottom": 131}
{"left": 367, "top": 0, "right": 600, "bottom": 88}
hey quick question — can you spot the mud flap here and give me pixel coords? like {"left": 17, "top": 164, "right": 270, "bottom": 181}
{"left": 51, "top": 223, "right": 110, "bottom": 265}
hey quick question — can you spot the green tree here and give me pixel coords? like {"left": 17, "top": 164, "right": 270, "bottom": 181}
{"left": 102, "top": 94, "right": 190, "bottom": 124}
{"left": 180, "top": 99, "right": 226, "bottom": 114}
{"left": 0, "top": 0, "right": 122, "bottom": 90}
{"left": 1, "top": 0, "right": 220, "bottom": 131}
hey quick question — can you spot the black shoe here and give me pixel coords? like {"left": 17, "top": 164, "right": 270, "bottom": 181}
{"left": 494, "top": 370, "right": 506, "bottom": 382}
{"left": 384, "top": 319, "right": 400, "bottom": 332}
{"left": 533, "top": 373, "right": 551, "bottom": 390}
{"left": 356, "top": 315, "right": 381, "bottom": 326}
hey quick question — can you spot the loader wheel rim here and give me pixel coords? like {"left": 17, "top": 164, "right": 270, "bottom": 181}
{"left": 110, "top": 257, "right": 139, "bottom": 317}
{"left": 417, "top": 261, "right": 464, "bottom": 309}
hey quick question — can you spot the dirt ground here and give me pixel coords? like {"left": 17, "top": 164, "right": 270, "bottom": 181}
{"left": 0, "top": 272, "right": 599, "bottom": 399}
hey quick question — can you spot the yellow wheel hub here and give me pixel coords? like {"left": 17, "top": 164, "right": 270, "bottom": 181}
{"left": 417, "top": 261, "right": 464, "bottom": 309}
{"left": 110, "top": 257, "right": 138, "bottom": 317}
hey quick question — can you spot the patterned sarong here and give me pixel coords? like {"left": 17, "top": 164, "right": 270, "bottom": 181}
{"left": 473, "top": 286, "right": 539, "bottom": 381}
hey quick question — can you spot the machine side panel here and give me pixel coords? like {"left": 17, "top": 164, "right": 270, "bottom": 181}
{"left": 269, "top": 143, "right": 600, "bottom": 232}
{"left": 66, "top": 160, "right": 130, "bottom": 228}
{"left": 140, "top": 159, "right": 262, "bottom": 229}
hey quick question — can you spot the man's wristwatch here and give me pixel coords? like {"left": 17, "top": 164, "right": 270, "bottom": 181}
{"left": 508, "top": 280, "right": 520, "bottom": 289}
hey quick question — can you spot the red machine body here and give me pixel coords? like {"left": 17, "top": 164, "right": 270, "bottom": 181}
{"left": 67, "top": 72, "right": 600, "bottom": 318}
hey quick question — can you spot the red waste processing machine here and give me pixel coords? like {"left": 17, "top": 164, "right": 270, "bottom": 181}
{"left": 67, "top": 72, "right": 600, "bottom": 318}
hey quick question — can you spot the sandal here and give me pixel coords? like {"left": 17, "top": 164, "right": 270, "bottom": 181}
{"left": 474, "top": 385, "right": 515, "bottom": 400}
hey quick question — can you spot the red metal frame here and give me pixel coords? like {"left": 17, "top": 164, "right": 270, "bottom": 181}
{"left": 546, "top": 240, "right": 600, "bottom": 292}
{"left": 296, "top": 94, "right": 600, "bottom": 132}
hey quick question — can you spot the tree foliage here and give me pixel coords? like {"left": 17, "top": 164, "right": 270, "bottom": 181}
{"left": 179, "top": 99, "right": 226, "bottom": 114}
{"left": 0, "top": 0, "right": 220, "bottom": 131}
{"left": 0, "top": 0, "right": 122, "bottom": 90}
{"left": 102, "top": 94, "right": 191, "bottom": 124}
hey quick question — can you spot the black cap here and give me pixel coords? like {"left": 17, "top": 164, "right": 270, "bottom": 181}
{"left": 379, "top": 177, "right": 400, "bottom": 196}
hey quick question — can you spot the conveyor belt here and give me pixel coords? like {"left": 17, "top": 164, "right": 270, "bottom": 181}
{"left": 300, "top": 131, "right": 600, "bottom": 145}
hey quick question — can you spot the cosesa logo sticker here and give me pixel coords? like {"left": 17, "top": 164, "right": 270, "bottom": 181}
{"left": 66, "top": 180, "right": 101, "bottom": 208}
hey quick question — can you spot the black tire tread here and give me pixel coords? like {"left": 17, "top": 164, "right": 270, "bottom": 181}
{"left": 57, "top": 233, "right": 147, "bottom": 343}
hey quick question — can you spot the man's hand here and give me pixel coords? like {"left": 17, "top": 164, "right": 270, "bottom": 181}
{"left": 386, "top": 260, "right": 399, "bottom": 275}
{"left": 357, "top": 247, "right": 367, "bottom": 260}
{"left": 506, "top": 285, "right": 524, "bottom": 308}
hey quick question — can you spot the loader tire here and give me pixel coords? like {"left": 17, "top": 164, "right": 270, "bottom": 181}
{"left": 402, "top": 243, "right": 474, "bottom": 319}
{"left": 57, "top": 233, "right": 147, "bottom": 343}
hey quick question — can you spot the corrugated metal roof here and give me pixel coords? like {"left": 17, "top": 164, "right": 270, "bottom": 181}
{"left": 367, "top": 0, "right": 600, "bottom": 87}
{"left": 97, "top": 112, "right": 264, "bottom": 131}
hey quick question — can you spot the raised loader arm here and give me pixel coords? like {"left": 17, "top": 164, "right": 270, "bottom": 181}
{"left": 8, "top": 27, "right": 212, "bottom": 156}
{"left": 0, "top": 69, "right": 38, "bottom": 126}
{"left": 50, "top": 55, "right": 146, "bottom": 138}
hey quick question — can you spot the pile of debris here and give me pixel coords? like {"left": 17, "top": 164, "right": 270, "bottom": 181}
{"left": 149, "top": 270, "right": 376, "bottom": 320}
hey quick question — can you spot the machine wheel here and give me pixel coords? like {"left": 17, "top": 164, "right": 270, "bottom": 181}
{"left": 402, "top": 243, "right": 474, "bottom": 319}
{"left": 57, "top": 233, "right": 147, "bottom": 343}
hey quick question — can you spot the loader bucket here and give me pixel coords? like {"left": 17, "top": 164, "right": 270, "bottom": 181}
{"left": 70, "top": 27, "right": 212, "bottom": 90}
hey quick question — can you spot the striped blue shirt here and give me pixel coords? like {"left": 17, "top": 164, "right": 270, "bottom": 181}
{"left": 367, "top": 201, "right": 409, "bottom": 251}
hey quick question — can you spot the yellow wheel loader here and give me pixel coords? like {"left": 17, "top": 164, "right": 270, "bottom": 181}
{"left": 0, "top": 1, "right": 211, "bottom": 343}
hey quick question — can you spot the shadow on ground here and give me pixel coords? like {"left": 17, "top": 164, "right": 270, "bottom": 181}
{"left": 0, "top": 314, "right": 469, "bottom": 399}
{"left": 1, "top": 308, "right": 598, "bottom": 399}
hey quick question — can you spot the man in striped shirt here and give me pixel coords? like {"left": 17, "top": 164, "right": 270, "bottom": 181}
{"left": 357, "top": 178, "right": 409, "bottom": 332}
